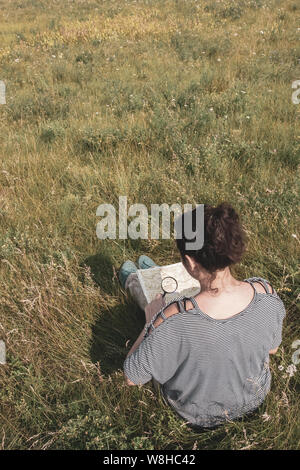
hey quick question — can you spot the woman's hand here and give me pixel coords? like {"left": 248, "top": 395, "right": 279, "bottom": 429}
{"left": 145, "top": 294, "right": 165, "bottom": 324}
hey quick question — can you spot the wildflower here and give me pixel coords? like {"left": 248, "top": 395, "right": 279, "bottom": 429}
{"left": 217, "top": 58, "right": 221, "bottom": 62}
{"left": 291, "top": 233, "right": 298, "bottom": 239}
{"left": 15, "top": 58, "right": 20, "bottom": 62}
{"left": 278, "top": 365, "right": 284, "bottom": 371}
{"left": 209, "top": 107, "right": 214, "bottom": 112}
{"left": 246, "top": 116, "right": 250, "bottom": 119}
{"left": 286, "top": 364, "right": 297, "bottom": 377}
{"left": 262, "top": 412, "right": 271, "bottom": 422}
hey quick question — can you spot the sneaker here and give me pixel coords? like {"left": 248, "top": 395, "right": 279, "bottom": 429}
{"left": 118, "top": 260, "right": 137, "bottom": 289}
{"left": 137, "top": 255, "right": 158, "bottom": 270}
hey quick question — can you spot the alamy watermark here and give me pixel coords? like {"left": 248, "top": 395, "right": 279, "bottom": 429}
{"left": 292, "top": 80, "right": 300, "bottom": 104}
{"left": 291, "top": 339, "right": 300, "bottom": 365}
{"left": 96, "top": 197, "right": 204, "bottom": 250}
{"left": 0, "top": 340, "right": 6, "bottom": 365}
{"left": 0, "top": 80, "right": 6, "bottom": 105}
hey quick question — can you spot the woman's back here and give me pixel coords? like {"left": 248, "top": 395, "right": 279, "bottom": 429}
{"left": 123, "top": 277, "right": 286, "bottom": 428}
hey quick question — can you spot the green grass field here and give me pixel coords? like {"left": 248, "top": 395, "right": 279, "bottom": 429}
{"left": 0, "top": 0, "right": 299, "bottom": 450}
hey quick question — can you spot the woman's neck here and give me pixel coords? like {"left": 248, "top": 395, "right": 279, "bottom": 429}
{"left": 200, "top": 267, "right": 239, "bottom": 294}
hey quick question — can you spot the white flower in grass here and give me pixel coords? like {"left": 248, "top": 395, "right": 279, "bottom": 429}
{"left": 278, "top": 365, "right": 284, "bottom": 371}
{"left": 286, "top": 364, "right": 297, "bottom": 377}
{"left": 262, "top": 412, "right": 271, "bottom": 422}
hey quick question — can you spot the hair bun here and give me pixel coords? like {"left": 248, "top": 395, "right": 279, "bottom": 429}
{"left": 204, "top": 202, "right": 246, "bottom": 265}
{"left": 212, "top": 203, "right": 239, "bottom": 223}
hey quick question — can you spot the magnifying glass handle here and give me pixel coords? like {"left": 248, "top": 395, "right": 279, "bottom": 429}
{"left": 162, "top": 292, "right": 166, "bottom": 299}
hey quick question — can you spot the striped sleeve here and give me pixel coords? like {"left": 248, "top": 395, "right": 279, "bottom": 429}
{"left": 123, "top": 321, "right": 182, "bottom": 386}
{"left": 271, "top": 300, "right": 286, "bottom": 350}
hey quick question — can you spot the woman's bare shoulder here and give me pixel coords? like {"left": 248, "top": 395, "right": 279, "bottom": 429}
{"left": 151, "top": 302, "right": 180, "bottom": 330}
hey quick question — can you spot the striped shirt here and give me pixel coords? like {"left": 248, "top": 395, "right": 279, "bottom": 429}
{"left": 123, "top": 277, "right": 286, "bottom": 428}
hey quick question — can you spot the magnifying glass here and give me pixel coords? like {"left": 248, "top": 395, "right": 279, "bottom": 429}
{"left": 161, "top": 276, "right": 178, "bottom": 298}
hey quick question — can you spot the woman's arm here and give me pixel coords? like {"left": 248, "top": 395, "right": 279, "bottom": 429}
{"left": 124, "top": 294, "right": 165, "bottom": 385}
{"left": 126, "top": 328, "right": 147, "bottom": 359}
{"left": 125, "top": 294, "right": 165, "bottom": 358}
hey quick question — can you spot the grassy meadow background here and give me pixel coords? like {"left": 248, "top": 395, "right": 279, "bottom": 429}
{"left": 0, "top": 0, "right": 299, "bottom": 450}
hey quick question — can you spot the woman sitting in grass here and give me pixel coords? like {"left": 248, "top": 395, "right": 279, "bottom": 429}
{"left": 120, "top": 202, "right": 286, "bottom": 430}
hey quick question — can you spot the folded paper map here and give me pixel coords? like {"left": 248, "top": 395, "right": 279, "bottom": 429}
{"left": 137, "top": 262, "right": 201, "bottom": 304}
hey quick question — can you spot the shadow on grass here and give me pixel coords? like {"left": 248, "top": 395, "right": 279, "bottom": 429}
{"left": 89, "top": 299, "right": 145, "bottom": 376}
{"left": 81, "top": 251, "right": 116, "bottom": 296}
{"left": 83, "top": 252, "right": 146, "bottom": 376}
